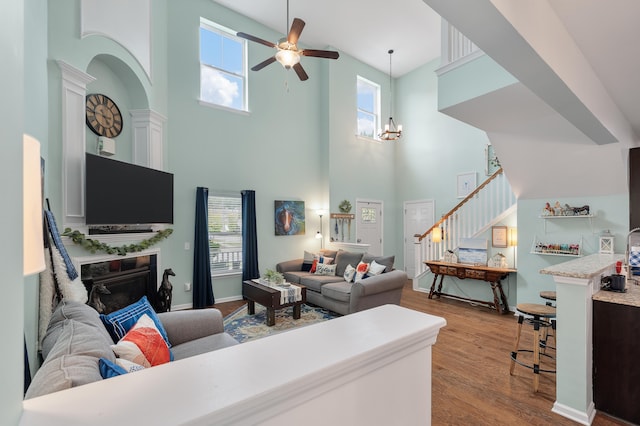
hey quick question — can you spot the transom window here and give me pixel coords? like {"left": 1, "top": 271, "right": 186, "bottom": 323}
{"left": 208, "top": 193, "right": 243, "bottom": 275}
{"left": 356, "top": 76, "right": 381, "bottom": 139}
{"left": 361, "top": 207, "right": 377, "bottom": 223}
{"left": 200, "top": 18, "right": 248, "bottom": 112}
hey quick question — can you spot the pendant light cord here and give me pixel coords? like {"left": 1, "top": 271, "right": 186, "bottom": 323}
{"left": 388, "top": 49, "right": 393, "bottom": 119}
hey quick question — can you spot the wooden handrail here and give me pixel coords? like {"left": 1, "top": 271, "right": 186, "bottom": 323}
{"left": 416, "top": 168, "right": 504, "bottom": 242}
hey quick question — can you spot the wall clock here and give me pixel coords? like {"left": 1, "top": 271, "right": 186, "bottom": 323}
{"left": 85, "top": 93, "right": 123, "bottom": 138}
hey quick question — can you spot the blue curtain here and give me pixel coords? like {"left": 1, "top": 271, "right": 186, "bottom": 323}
{"left": 242, "top": 190, "right": 260, "bottom": 281}
{"left": 193, "top": 187, "right": 214, "bottom": 308}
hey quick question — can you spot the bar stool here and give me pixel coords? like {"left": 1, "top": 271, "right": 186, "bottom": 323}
{"left": 509, "top": 303, "right": 557, "bottom": 392}
{"left": 540, "top": 290, "right": 556, "bottom": 306}
{"left": 539, "top": 290, "right": 557, "bottom": 349}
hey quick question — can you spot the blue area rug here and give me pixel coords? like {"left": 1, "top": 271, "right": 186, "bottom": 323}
{"left": 223, "top": 304, "right": 341, "bottom": 343}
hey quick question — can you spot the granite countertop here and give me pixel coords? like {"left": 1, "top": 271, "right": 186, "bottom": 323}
{"left": 593, "top": 279, "right": 640, "bottom": 307}
{"left": 539, "top": 253, "right": 625, "bottom": 279}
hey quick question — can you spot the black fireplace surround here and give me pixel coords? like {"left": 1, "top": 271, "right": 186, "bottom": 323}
{"left": 81, "top": 255, "right": 158, "bottom": 314}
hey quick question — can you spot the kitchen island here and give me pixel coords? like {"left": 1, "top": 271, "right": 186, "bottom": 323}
{"left": 540, "top": 253, "right": 624, "bottom": 425}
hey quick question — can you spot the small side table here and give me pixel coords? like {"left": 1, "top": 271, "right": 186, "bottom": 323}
{"left": 242, "top": 280, "right": 307, "bottom": 326}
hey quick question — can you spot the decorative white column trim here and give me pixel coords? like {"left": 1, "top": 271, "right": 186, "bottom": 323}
{"left": 57, "top": 60, "right": 95, "bottom": 228}
{"left": 130, "top": 109, "right": 166, "bottom": 170}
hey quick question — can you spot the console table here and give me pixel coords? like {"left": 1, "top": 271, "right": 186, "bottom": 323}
{"left": 424, "top": 261, "right": 516, "bottom": 314}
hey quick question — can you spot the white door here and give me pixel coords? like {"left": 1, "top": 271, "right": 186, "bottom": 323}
{"left": 356, "top": 200, "right": 383, "bottom": 256}
{"left": 404, "top": 200, "right": 435, "bottom": 278}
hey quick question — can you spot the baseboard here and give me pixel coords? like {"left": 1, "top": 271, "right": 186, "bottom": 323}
{"left": 552, "top": 400, "right": 596, "bottom": 425}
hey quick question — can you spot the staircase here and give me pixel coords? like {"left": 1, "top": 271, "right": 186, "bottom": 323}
{"left": 413, "top": 168, "right": 516, "bottom": 278}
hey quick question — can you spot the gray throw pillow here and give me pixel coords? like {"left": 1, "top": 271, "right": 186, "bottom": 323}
{"left": 334, "top": 250, "right": 364, "bottom": 277}
{"left": 361, "top": 254, "right": 395, "bottom": 273}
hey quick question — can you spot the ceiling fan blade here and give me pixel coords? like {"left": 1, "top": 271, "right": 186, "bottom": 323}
{"left": 287, "top": 18, "right": 305, "bottom": 45}
{"left": 237, "top": 32, "right": 276, "bottom": 48}
{"left": 301, "top": 49, "right": 340, "bottom": 60}
{"left": 293, "top": 63, "right": 309, "bottom": 81}
{"left": 251, "top": 56, "right": 277, "bottom": 71}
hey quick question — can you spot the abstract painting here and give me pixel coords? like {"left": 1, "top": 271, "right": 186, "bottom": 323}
{"left": 274, "top": 200, "right": 305, "bottom": 236}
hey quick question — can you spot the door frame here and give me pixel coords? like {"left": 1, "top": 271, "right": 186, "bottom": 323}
{"left": 355, "top": 198, "right": 384, "bottom": 255}
{"left": 403, "top": 199, "right": 435, "bottom": 280}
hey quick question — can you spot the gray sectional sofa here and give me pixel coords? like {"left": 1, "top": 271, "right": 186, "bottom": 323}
{"left": 276, "top": 249, "right": 407, "bottom": 315}
{"left": 26, "top": 300, "right": 238, "bottom": 399}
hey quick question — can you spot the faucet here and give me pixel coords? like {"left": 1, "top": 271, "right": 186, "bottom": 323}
{"left": 625, "top": 227, "right": 640, "bottom": 283}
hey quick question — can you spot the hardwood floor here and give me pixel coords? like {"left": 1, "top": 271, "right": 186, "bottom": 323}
{"left": 212, "top": 281, "right": 626, "bottom": 425}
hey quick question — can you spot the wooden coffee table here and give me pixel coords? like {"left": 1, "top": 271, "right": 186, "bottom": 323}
{"left": 242, "top": 280, "right": 307, "bottom": 326}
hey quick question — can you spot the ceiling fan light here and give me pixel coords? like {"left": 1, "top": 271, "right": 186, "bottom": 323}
{"left": 275, "top": 49, "right": 300, "bottom": 69}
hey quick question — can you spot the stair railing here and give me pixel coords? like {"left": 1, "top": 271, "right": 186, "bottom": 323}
{"left": 413, "top": 168, "right": 516, "bottom": 277}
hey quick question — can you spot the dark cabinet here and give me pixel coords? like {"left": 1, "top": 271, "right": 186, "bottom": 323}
{"left": 630, "top": 147, "right": 640, "bottom": 229}
{"left": 592, "top": 300, "right": 640, "bottom": 424}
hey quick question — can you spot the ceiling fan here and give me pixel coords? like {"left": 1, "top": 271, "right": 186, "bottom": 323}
{"left": 236, "top": 9, "right": 339, "bottom": 81}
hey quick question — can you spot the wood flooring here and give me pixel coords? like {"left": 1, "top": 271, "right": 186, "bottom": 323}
{"left": 212, "top": 281, "right": 627, "bottom": 425}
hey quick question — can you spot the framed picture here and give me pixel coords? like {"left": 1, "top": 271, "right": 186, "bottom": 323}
{"left": 457, "top": 172, "right": 476, "bottom": 198}
{"left": 274, "top": 200, "right": 305, "bottom": 236}
{"left": 492, "top": 226, "right": 508, "bottom": 248}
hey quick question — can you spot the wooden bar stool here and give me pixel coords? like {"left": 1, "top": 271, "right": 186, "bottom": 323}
{"left": 509, "top": 303, "right": 557, "bottom": 392}
{"left": 540, "top": 290, "right": 556, "bottom": 306}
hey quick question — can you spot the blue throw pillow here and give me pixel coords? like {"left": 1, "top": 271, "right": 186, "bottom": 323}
{"left": 99, "top": 358, "right": 127, "bottom": 379}
{"left": 100, "top": 296, "right": 171, "bottom": 348}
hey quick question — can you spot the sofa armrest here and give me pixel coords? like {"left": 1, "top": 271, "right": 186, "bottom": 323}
{"left": 276, "top": 259, "right": 304, "bottom": 273}
{"left": 349, "top": 270, "right": 408, "bottom": 314}
{"left": 158, "top": 309, "right": 224, "bottom": 346}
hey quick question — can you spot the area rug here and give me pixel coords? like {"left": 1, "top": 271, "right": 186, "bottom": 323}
{"left": 223, "top": 304, "right": 341, "bottom": 343}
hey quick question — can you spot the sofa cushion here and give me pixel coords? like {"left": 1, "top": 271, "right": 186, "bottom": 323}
{"left": 361, "top": 254, "right": 395, "bottom": 273}
{"left": 343, "top": 264, "right": 357, "bottom": 282}
{"left": 301, "top": 250, "right": 315, "bottom": 271}
{"left": 100, "top": 296, "right": 171, "bottom": 348}
{"left": 282, "top": 271, "right": 313, "bottom": 284}
{"left": 42, "top": 300, "right": 111, "bottom": 360}
{"left": 25, "top": 318, "right": 116, "bottom": 399}
{"left": 170, "top": 333, "right": 239, "bottom": 360}
{"left": 334, "top": 251, "right": 364, "bottom": 277}
{"left": 299, "top": 275, "right": 345, "bottom": 292}
{"left": 321, "top": 281, "right": 352, "bottom": 303}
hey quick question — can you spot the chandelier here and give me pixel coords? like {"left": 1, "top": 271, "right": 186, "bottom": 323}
{"left": 378, "top": 49, "right": 403, "bottom": 141}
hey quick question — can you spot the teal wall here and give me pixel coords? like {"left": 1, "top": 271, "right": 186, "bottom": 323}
{"left": 515, "top": 195, "right": 628, "bottom": 304}
{"left": 394, "top": 58, "right": 517, "bottom": 304}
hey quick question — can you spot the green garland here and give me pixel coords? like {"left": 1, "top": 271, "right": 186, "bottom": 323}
{"left": 62, "top": 228, "right": 173, "bottom": 256}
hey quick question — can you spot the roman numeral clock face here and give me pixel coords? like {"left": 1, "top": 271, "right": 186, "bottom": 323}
{"left": 85, "top": 94, "right": 123, "bottom": 138}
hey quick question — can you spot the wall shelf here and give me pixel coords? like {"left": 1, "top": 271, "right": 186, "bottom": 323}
{"left": 530, "top": 235, "right": 583, "bottom": 257}
{"left": 539, "top": 214, "right": 595, "bottom": 233}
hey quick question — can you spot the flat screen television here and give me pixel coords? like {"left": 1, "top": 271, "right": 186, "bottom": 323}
{"left": 85, "top": 153, "right": 174, "bottom": 226}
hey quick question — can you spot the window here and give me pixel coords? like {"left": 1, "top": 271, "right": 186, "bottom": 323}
{"left": 208, "top": 193, "right": 243, "bottom": 275}
{"left": 200, "top": 18, "right": 247, "bottom": 111}
{"left": 357, "top": 76, "right": 380, "bottom": 139}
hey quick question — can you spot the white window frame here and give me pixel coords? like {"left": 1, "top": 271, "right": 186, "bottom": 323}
{"left": 199, "top": 18, "right": 249, "bottom": 113}
{"left": 208, "top": 191, "right": 243, "bottom": 276}
{"left": 356, "top": 75, "right": 381, "bottom": 141}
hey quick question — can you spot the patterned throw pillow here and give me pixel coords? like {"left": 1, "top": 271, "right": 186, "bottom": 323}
{"left": 301, "top": 251, "right": 316, "bottom": 271}
{"left": 315, "top": 263, "right": 337, "bottom": 276}
{"left": 343, "top": 264, "right": 357, "bottom": 282}
{"left": 99, "top": 358, "right": 145, "bottom": 379}
{"left": 354, "top": 261, "right": 370, "bottom": 282}
{"left": 100, "top": 296, "right": 171, "bottom": 349}
{"left": 111, "top": 314, "right": 171, "bottom": 367}
{"left": 310, "top": 255, "right": 334, "bottom": 273}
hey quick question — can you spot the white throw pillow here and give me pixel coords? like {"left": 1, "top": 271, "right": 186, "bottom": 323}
{"left": 343, "top": 264, "right": 356, "bottom": 282}
{"left": 368, "top": 260, "right": 386, "bottom": 276}
{"left": 354, "top": 261, "right": 370, "bottom": 282}
{"left": 315, "top": 263, "right": 337, "bottom": 276}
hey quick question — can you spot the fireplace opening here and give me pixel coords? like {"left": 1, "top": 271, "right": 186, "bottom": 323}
{"left": 81, "top": 255, "right": 158, "bottom": 314}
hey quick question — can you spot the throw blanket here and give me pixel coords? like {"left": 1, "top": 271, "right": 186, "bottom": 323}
{"left": 253, "top": 279, "right": 303, "bottom": 305}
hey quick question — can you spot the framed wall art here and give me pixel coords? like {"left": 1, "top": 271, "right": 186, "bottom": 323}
{"left": 457, "top": 172, "right": 476, "bottom": 198}
{"left": 274, "top": 200, "right": 305, "bottom": 236}
{"left": 492, "top": 225, "right": 508, "bottom": 248}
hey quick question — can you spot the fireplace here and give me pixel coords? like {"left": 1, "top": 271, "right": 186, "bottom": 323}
{"left": 80, "top": 253, "right": 159, "bottom": 314}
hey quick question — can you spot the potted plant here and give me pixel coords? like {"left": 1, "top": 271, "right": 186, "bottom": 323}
{"left": 262, "top": 269, "right": 285, "bottom": 285}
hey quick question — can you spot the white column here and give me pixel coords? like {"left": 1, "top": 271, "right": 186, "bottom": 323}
{"left": 130, "top": 109, "right": 166, "bottom": 170}
{"left": 57, "top": 60, "right": 95, "bottom": 228}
